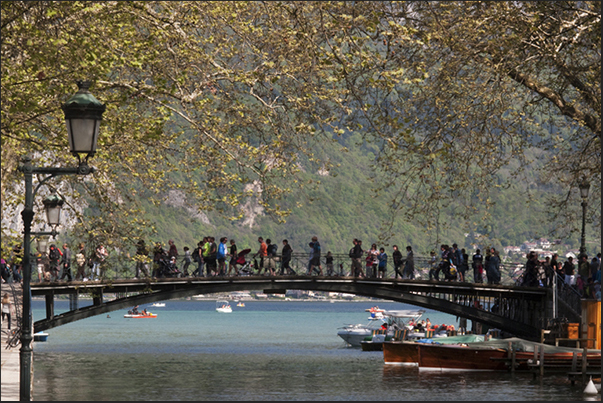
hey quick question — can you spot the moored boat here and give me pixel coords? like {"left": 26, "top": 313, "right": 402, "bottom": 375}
{"left": 383, "top": 334, "right": 486, "bottom": 365}
{"left": 339, "top": 309, "right": 424, "bottom": 348}
{"left": 407, "top": 337, "right": 601, "bottom": 372}
{"left": 33, "top": 331, "right": 49, "bottom": 342}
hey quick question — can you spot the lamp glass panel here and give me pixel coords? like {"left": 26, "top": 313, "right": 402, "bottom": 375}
{"left": 37, "top": 238, "right": 49, "bottom": 253}
{"left": 66, "top": 118, "right": 99, "bottom": 154}
{"left": 579, "top": 184, "right": 590, "bottom": 199}
{"left": 45, "top": 205, "right": 62, "bottom": 226}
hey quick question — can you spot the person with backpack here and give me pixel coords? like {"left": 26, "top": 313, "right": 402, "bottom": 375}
{"left": 205, "top": 237, "right": 218, "bottom": 276}
{"left": 280, "top": 239, "right": 295, "bottom": 275}
{"left": 308, "top": 236, "right": 323, "bottom": 276}
{"left": 217, "top": 237, "right": 228, "bottom": 276}
{"left": 472, "top": 249, "right": 484, "bottom": 283}
{"left": 59, "top": 243, "right": 73, "bottom": 282}
{"left": 48, "top": 244, "right": 62, "bottom": 281}
{"left": 263, "top": 238, "right": 277, "bottom": 276}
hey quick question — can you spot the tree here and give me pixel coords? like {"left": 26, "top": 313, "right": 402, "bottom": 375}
{"left": 2, "top": 1, "right": 600, "bottom": 250}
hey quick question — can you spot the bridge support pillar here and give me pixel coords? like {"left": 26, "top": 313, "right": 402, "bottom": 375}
{"left": 45, "top": 293, "right": 54, "bottom": 321}
{"left": 69, "top": 293, "right": 78, "bottom": 311}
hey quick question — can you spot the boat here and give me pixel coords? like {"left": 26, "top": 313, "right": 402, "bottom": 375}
{"left": 124, "top": 312, "right": 157, "bottom": 318}
{"left": 338, "top": 309, "right": 424, "bottom": 348}
{"left": 216, "top": 300, "right": 232, "bottom": 313}
{"left": 152, "top": 302, "right": 166, "bottom": 307}
{"left": 410, "top": 337, "right": 601, "bottom": 372}
{"left": 236, "top": 302, "right": 245, "bottom": 307}
{"left": 383, "top": 334, "right": 486, "bottom": 366}
{"left": 33, "top": 332, "right": 49, "bottom": 342}
{"left": 124, "top": 306, "right": 157, "bottom": 318}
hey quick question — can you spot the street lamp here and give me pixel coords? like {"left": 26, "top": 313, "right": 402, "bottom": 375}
{"left": 18, "top": 80, "right": 105, "bottom": 401}
{"left": 578, "top": 178, "right": 590, "bottom": 260}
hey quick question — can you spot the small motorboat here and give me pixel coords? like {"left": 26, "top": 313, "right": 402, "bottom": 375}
{"left": 124, "top": 306, "right": 157, "bottom": 318}
{"left": 236, "top": 302, "right": 245, "bottom": 307}
{"left": 152, "top": 302, "right": 166, "bottom": 307}
{"left": 216, "top": 300, "right": 232, "bottom": 313}
{"left": 33, "top": 332, "right": 49, "bottom": 342}
{"left": 124, "top": 312, "right": 157, "bottom": 318}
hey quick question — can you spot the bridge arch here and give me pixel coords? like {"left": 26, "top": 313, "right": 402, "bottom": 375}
{"left": 32, "top": 277, "right": 550, "bottom": 340}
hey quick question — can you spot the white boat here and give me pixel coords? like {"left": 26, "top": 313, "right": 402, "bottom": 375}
{"left": 152, "top": 302, "right": 166, "bottom": 307}
{"left": 216, "top": 300, "right": 232, "bottom": 313}
{"left": 337, "top": 309, "right": 425, "bottom": 347}
{"left": 33, "top": 332, "right": 49, "bottom": 342}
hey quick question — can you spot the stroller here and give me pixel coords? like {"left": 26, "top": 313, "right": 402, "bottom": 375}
{"left": 157, "top": 256, "right": 181, "bottom": 278}
{"left": 236, "top": 249, "right": 255, "bottom": 276}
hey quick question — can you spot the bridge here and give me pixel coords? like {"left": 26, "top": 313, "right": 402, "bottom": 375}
{"left": 30, "top": 275, "right": 561, "bottom": 340}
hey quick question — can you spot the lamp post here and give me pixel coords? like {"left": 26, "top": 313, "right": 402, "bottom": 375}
{"left": 578, "top": 178, "right": 590, "bottom": 261}
{"left": 18, "top": 80, "right": 105, "bottom": 401}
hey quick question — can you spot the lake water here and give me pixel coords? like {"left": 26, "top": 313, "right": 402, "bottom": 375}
{"left": 31, "top": 299, "right": 595, "bottom": 401}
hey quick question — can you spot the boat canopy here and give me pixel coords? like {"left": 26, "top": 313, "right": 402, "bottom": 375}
{"left": 459, "top": 337, "right": 601, "bottom": 353}
{"left": 383, "top": 310, "right": 425, "bottom": 319}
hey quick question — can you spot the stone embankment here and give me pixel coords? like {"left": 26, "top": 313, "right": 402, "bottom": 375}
{"left": 1, "top": 282, "right": 23, "bottom": 401}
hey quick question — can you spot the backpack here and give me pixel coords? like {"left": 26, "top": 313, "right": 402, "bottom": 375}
{"left": 349, "top": 247, "right": 355, "bottom": 258}
{"left": 49, "top": 248, "right": 60, "bottom": 261}
{"left": 313, "top": 242, "right": 321, "bottom": 254}
{"left": 192, "top": 247, "right": 200, "bottom": 262}
{"left": 268, "top": 244, "right": 278, "bottom": 256}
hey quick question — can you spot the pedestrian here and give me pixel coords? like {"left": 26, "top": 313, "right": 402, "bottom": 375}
{"left": 75, "top": 243, "right": 87, "bottom": 281}
{"left": 452, "top": 243, "right": 463, "bottom": 280}
{"left": 428, "top": 250, "right": 438, "bottom": 280}
{"left": 92, "top": 244, "right": 108, "bottom": 280}
{"left": 254, "top": 236, "right": 267, "bottom": 275}
{"left": 485, "top": 247, "right": 501, "bottom": 285}
{"left": 192, "top": 239, "right": 205, "bottom": 277}
{"left": 11, "top": 244, "right": 23, "bottom": 283}
{"left": 522, "top": 251, "right": 540, "bottom": 287}
{"left": 543, "top": 256, "right": 553, "bottom": 288}
{"left": 265, "top": 239, "right": 277, "bottom": 276}
{"left": 350, "top": 239, "right": 364, "bottom": 277}
{"left": 59, "top": 243, "right": 73, "bottom": 281}
{"left": 227, "top": 239, "right": 238, "bottom": 276}
{"left": 459, "top": 248, "right": 469, "bottom": 282}
{"left": 134, "top": 240, "right": 150, "bottom": 279}
{"left": 377, "top": 248, "right": 387, "bottom": 278}
{"left": 167, "top": 239, "right": 178, "bottom": 260}
{"left": 217, "top": 237, "right": 228, "bottom": 276}
{"left": 402, "top": 245, "right": 414, "bottom": 279}
{"left": 206, "top": 237, "right": 218, "bottom": 276}
{"left": 2, "top": 293, "right": 11, "bottom": 330}
{"left": 392, "top": 245, "right": 403, "bottom": 279}
{"left": 367, "top": 243, "right": 379, "bottom": 278}
{"left": 280, "top": 239, "right": 295, "bottom": 275}
{"left": 326, "top": 251, "right": 334, "bottom": 276}
{"left": 181, "top": 246, "right": 192, "bottom": 277}
{"left": 472, "top": 249, "right": 484, "bottom": 283}
{"left": 48, "top": 244, "right": 62, "bottom": 281}
{"left": 308, "top": 236, "right": 323, "bottom": 275}
{"left": 34, "top": 245, "right": 48, "bottom": 283}
{"left": 578, "top": 254, "right": 590, "bottom": 282}
{"left": 1, "top": 249, "right": 10, "bottom": 283}
{"left": 563, "top": 256, "right": 575, "bottom": 286}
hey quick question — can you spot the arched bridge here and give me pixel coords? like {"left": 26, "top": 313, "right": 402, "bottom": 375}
{"left": 31, "top": 276, "right": 554, "bottom": 340}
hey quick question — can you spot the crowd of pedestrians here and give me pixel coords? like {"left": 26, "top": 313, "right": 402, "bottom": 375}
{"left": 521, "top": 251, "right": 601, "bottom": 299}
{"left": 0, "top": 236, "right": 600, "bottom": 296}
